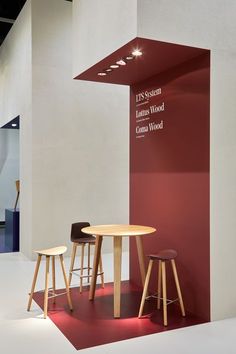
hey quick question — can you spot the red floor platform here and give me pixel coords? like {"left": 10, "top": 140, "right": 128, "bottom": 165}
{"left": 33, "top": 281, "right": 205, "bottom": 350}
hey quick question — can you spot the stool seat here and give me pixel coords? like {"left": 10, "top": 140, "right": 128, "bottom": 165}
{"left": 73, "top": 237, "right": 96, "bottom": 244}
{"left": 35, "top": 246, "right": 67, "bottom": 256}
{"left": 149, "top": 249, "right": 177, "bottom": 261}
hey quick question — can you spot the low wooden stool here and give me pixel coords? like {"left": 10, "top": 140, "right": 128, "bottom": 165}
{"left": 27, "top": 246, "right": 73, "bottom": 319}
{"left": 138, "top": 249, "right": 185, "bottom": 326}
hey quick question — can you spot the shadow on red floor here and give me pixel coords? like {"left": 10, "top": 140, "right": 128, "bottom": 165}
{"left": 33, "top": 281, "right": 206, "bottom": 350}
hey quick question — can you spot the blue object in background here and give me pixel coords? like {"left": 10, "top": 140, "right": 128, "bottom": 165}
{"left": 5, "top": 209, "right": 19, "bottom": 251}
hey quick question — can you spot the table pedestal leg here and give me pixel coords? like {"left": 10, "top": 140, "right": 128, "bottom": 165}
{"left": 89, "top": 235, "right": 103, "bottom": 300}
{"left": 114, "top": 236, "right": 122, "bottom": 318}
{"left": 135, "top": 235, "right": 146, "bottom": 286}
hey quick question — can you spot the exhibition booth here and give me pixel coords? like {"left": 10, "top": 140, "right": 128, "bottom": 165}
{"left": 30, "top": 37, "right": 210, "bottom": 349}
{"left": 1, "top": 0, "right": 236, "bottom": 352}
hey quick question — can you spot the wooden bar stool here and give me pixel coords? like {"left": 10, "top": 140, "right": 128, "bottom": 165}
{"left": 138, "top": 249, "right": 185, "bottom": 326}
{"left": 27, "top": 246, "right": 73, "bottom": 319}
{"left": 69, "top": 222, "right": 104, "bottom": 293}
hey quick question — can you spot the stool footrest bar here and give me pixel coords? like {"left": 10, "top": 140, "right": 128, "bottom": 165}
{"left": 71, "top": 270, "right": 104, "bottom": 278}
{"left": 47, "top": 291, "right": 68, "bottom": 299}
{"left": 70, "top": 266, "right": 93, "bottom": 273}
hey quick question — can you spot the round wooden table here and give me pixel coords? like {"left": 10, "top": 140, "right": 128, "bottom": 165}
{"left": 82, "top": 224, "right": 156, "bottom": 318}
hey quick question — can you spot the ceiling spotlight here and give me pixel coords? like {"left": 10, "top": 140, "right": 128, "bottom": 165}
{"left": 132, "top": 49, "right": 143, "bottom": 56}
{"left": 110, "top": 64, "right": 119, "bottom": 69}
{"left": 98, "top": 72, "right": 107, "bottom": 76}
{"left": 116, "top": 59, "right": 126, "bottom": 66}
{"left": 11, "top": 123, "right": 17, "bottom": 127}
{"left": 125, "top": 55, "right": 134, "bottom": 60}
{"left": 105, "top": 68, "right": 112, "bottom": 72}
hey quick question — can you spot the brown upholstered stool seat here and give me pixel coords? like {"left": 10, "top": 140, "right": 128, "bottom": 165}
{"left": 27, "top": 246, "right": 73, "bottom": 319}
{"left": 139, "top": 249, "right": 185, "bottom": 326}
{"left": 149, "top": 249, "right": 177, "bottom": 261}
{"left": 69, "top": 222, "right": 104, "bottom": 293}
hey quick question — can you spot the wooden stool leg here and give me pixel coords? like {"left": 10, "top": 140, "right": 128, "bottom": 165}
{"left": 99, "top": 255, "right": 104, "bottom": 288}
{"left": 52, "top": 256, "right": 56, "bottom": 303}
{"left": 80, "top": 243, "right": 85, "bottom": 293}
{"left": 138, "top": 259, "right": 153, "bottom": 318}
{"left": 87, "top": 243, "right": 91, "bottom": 283}
{"left": 60, "top": 254, "right": 73, "bottom": 311}
{"left": 27, "top": 254, "right": 42, "bottom": 311}
{"left": 171, "top": 259, "right": 185, "bottom": 316}
{"left": 69, "top": 243, "right": 77, "bottom": 286}
{"left": 161, "top": 261, "right": 167, "bottom": 326}
{"left": 157, "top": 260, "right": 162, "bottom": 310}
{"left": 44, "top": 256, "right": 50, "bottom": 319}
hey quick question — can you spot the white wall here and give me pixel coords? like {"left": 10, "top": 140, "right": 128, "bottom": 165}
{"left": 136, "top": 0, "right": 236, "bottom": 321}
{"left": 210, "top": 49, "right": 236, "bottom": 321}
{"left": 137, "top": 0, "right": 236, "bottom": 52}
{"left": 0, "top": 129, "right": 19, "bottom": 221}
{"left": 0, "top": 0, "right": 32, "bottom": 128}
{"left": 31, "top": 0, "right": 129, "bottom": 255}
{"left": 72, "top": 0, "right": 137, "bottom": 77}
{"left": 0, "top": 0, "right": 32, "bottom": 256}
{"left": 0, "top": 0, "right": 129, "bottom": 258}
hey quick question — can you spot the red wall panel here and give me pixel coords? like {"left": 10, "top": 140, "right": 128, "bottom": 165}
{"left": 130, "top": 53, "right": 210, "bottom": 320}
